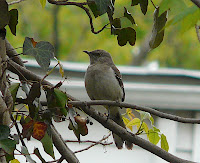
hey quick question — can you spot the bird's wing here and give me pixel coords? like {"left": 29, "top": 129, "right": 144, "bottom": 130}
{"left": 111, "top": 65, "right": 125, "bottom": 102}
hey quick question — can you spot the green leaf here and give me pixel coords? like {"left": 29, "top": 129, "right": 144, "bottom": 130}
{"left": 8, "top": 9, "right": 18, "bottom": 36}
{"left": 131, "top": 0, "right": 148, "bottom": 15}
{"left": 0, "top": 139, "right": 16, "bottom": 154}
{"left": 21, "top": 146, "right": 36, "bottom": 163}
{"left": 6, "top": 153, "right": 15, "bottom": 162}
{"left": 54, "top": 88, "right": 68, "bottom": 116}
{"left": 159, "top": 0, "right": 186, "bottom": 16}
{"left": 166, "top": 6, "right": 200, "bottom": 33}
{"left": 40, "top": 0, "right": 46, "bottom": 8}
{"left": 117, "top": 27, "right": 136, "bottom": 46}
{"left": 87, "top": 0, "right": 113, "bottom": 17}
{"left": 9, "top": 83, "right": 20, "bottom": 106}
{"left": 124, "top": 7, "right": 135, "bottom": 24}
{"left": 41, "top": 132, "right": 55, "bottom": 159}
{"left": 0, "top": 125, "right": 10, "bottom": 140}
{"left": 27, "top": 82, "right": 41, "bottom": 103}
{"left": 149, "top": 116, "right": 154, "bottom": 125}
{"left": 131, "top": 0, "right": 140, "bottom": 6}
{"left": 153, "top": 126, "right": 160, "bottom": 132}
{"left": 87, "top": 0, "right": 99, "bottom": 18}
{"left": 161, "top": 134, "right": 169, "bottom": 152}
{"left": 23, "top": 37, "right": 55, "bottom": 70}
{"left": 34, "top": 148, "right": 46, "bottom": 163}
{"left": 149, "top": 8, "right": 168, "bottom": 49}
{"left": 111, "top": 18, "right": 121, "bottom": 35}
{"left": 0, "top": 0, "right": 9, "bottom": 29}
{"left": 148, "top": 129, "right": 160, "bottom": 145}
{"left": 140, "top": 0, "right": 148, "bottom": 15}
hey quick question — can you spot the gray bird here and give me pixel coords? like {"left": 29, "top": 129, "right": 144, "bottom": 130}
{"left": 84, "top": 49, "right": 133, "bottom": 149}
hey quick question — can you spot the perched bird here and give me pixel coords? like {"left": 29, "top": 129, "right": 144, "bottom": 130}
{"left": 84, "top": 49, "right": 133, "bottom": 149}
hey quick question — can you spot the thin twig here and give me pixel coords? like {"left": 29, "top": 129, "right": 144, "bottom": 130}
{"left": 68, "top": 100, "right": 200, "bottom": 124}
{"left": 8, "top": 0, "right": 26, "bottom": 5}
{"left": 65, "top": 139, "right": 112, "bottom": 146}
{"left": 10, "top": 114, "right": 27, "bottom": 147}
{"left": 47, "top": 0, "right": 109, "bottom": 34}
{"left": 195, "top": 24, "right": 200, "bottom": 42}
{"left": 74, "top": 133, "right": 112, "bottom": 154}
{"left": 150, "top": 0, "right": 157, "bottom": 8}
{"left": 191, "top": 0, "right": 200, "bottom": 8}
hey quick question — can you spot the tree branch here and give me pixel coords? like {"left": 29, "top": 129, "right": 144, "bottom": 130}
{"left": 8, "top": 0, "right": 26, "bottom": 5}
{"left": 70, "top": 101, "right": 194, "bottom": 163}
{"left": 7, "top": 59, "right": 195, "bottom": 162}
{"left": 47, "top": 0, "right": 109, "bottom": 34}
{"left": 6, "top": 39, "right": 24, "bottom": 67}
{"left": 51, "top": 125, "right": 80, "bottom": 163}
{"left": 74, "top": 133, "right": 112, "bottom": 154}
{"left": 68, "top": 100, "right": 200, "bottom": 124}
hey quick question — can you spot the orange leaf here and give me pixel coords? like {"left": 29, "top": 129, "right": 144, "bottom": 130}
{"left": 22, "top": 119, "right": 34, "bottom": 140}
{"left": 31, "top": 38, "right": 37, "bottom": 48}
{"left": 32, "top": 122, "right": 47, "bottom": 140}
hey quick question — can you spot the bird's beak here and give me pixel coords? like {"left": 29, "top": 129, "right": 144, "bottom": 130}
{"left": 83, "top": 50, "right": 90, "bottom": 55}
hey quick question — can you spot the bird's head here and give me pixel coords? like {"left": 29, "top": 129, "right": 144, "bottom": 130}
{"left": 83, "top": 49, "right": 113, "bottom": 65}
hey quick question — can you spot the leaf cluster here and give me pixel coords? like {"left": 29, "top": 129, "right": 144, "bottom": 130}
{"left": 123, "top": 109, "right": 169, "bottom": 151}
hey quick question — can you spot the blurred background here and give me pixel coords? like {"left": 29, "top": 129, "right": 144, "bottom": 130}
{"left": 7, "top": 0, "right": 200, "bottom": 69}
{"left": 6, "top": 0, "right": 200, "bottom": 162}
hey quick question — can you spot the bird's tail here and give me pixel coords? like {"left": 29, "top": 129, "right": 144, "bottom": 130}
{"left": 109, "top": 106, "right": 133, "bottom": 150}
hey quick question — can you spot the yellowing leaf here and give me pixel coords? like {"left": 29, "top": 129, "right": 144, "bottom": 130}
{"left": 40, "top": 0, "right": 46, "bottom": 8}
{"left": 58, "top": 61, "right": 64, "bottom": 77}
{"left": 161, "top": 134, "right": 169, "bottom": 152}
{"left": 126, "top": 118, "right": 141, "bottom": 129}
{"left": 148, "top": 129, "right": 160, "bottom": 145}
{"left": 149, "top": 116, "right": 154, "bottom": 125}
{"left": 10, "top": 159, "right": 20, "bottom": 163}
{"left": 122, "top": 117, "right": 131, "bottom": 131}
{"left": 142, "top": 122, "right": 149, "bottom": 134}
{"left": 126, "top": 108, "right": 135, "bottom": 120}
{"left": 153, "top": 126, "right": 160, "bottom": 133}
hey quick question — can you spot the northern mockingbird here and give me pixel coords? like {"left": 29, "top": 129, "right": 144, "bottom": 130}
{"left": 84, "top": 49, "right": 133, "bottom": 149}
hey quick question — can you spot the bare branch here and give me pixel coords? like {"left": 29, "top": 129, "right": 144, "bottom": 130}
{"left": 65, "top": 138, "right": 112, "bottom": 146}
{"left": 51, "top": 125, "right": 80, "bottom": 163}
{"left": 68, "top": 100, "right": 200, "bottom": 124}
{"left": 191, "top": 0, "right": 200, "bottom": 8}
{"left": 74, "top": 133, "right": 112, "bottom": 154}
{"left": 47, "top": 0, "right": 109, "bottom": 34}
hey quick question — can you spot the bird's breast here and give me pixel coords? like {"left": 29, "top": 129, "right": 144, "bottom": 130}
{"left": 85, "top": 64, "right": 123, "bottom": 101}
